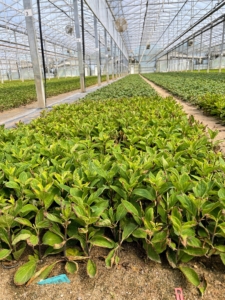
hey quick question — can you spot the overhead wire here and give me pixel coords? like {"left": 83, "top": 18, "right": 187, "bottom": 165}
{"left": 37, "top": 0, "right": 46, "bottom": 105}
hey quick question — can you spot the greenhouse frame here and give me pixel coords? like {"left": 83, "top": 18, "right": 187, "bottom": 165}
{"left": 1, "top": 0, "right": 225, "bottom": 107}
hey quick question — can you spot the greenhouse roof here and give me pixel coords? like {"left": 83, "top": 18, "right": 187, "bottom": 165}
{"left": 0, "top": 0, "right": 225, "bottom": 64}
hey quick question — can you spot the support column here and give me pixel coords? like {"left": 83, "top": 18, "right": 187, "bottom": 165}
{"left": 207, "top": 26, "right": 213, "bottom": 73}
{"left": 198, "top": 32, "right": 203, "bottom": 72}
{"left": 181, "top": 44, "right": 184, "bottom": 71}
{"left": 54, "top": 44, "right": 59, "bottom": 79}
{"left": 70, "top": 59, "right": 73, "bottom": 77}
{"left": 23, "top": 0, "right": 45, "bottom": 108}
{"left": 186, "top": 42, "right": 189, "bottom": 72}
{"left": 111, "top": 37, "right": 114, "bottom": 80}
{"left": 8, "top": 60, "right": 12, "bottom": 81}
{"left": 19, "top": 59, "right": 24, "bottom": 82}
{"left": 14, "top": 32, "right": 22, "bottom": 80}
{"left": 219, "top": 19, "right": 225, "bottom": 73}
{"left": 166, "top": 53, "right": 168, "bottom": 72}
{"left": 191, "top": 37, "right": 195, "bottom": 72}
{"left": 44, "top": 40, "right": 50, "bottom": 80}
{"left": 104, "top": 29, "right": 109, "bottom": 83}
{"left": 99, "top": 34, "right": 102, "bottom": 79}
{"left": 168, "top": 53, "right": 171, "bottom": 72}
{"left": 62, "top": 47, "right": 66, "bottom": 77}
{"left": 173, "top": 49, "right": 175, "bottom": 71}
{"left": 119, "top": 50, "right": 122, "bottom": 77}
{"left": 114, "top": 42, "right": 117, "bottom": 79}
{"left": 73, "top": 0, "right": 85, "bottom": 92}
{"left": 94, "top": 16, "right": 101, "bottom": 86}
{"left": 0, "top": 61, "right": 4, "bottom": 83}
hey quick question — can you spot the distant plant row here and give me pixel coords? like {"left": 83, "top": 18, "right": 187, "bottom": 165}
{"left": 0, "top": 75, "right": 109, "bottom": 111}
{"left": 143, "top": 72, "right": 225, "bottom": 122}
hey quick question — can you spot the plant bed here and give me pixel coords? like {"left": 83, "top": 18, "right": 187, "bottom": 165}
{"left": 0, "top": 75, "right": 225, "bottom": 297}
{"left": 142, "top": 72, "right": 225, "bottom": 123}
{"left": 0, "top": 75, "right": 109, "bottom": 112}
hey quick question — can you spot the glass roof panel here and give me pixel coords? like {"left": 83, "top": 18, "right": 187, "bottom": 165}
{"left": 0, "top": 0, "right": 225, "bottom": 68}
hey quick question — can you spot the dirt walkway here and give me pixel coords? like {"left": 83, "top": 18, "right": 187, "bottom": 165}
{"left": 140, "top": 75, "right": 225, "bottom": 153}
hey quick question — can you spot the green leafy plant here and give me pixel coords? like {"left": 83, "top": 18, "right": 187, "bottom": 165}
{"left": 0, "top": 75, "right": 225, "bottom": 294}
{"left": 142, "top": 72, "right": 225, "bottom": 123}
{"left": 0, "top": 75, "right": 109, "bottom": 111}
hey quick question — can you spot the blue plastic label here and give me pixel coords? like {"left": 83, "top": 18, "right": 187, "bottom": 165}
{"left": 38, "top": 274, "right": 70, "bottom": 285}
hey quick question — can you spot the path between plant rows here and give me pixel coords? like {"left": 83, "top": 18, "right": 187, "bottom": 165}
{"left": 140, "top": 75, "right": 225, "bottom": 154}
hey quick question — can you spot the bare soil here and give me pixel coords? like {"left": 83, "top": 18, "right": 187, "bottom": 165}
{"left": 1, "top": 243, "right": 225, "bottom": 300}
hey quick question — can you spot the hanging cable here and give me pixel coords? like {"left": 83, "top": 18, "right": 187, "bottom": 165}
{"left": 37, "top": 0, "right": 46, "bottom": 105}
{"left": 81, "top": 0, "right": 86, "bottom": 85}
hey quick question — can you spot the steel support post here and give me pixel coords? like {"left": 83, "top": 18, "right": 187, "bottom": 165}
{"left": 0, "top": 61, "right": 4, "bottom": 83}
{"left": 179, "top": 47, "right": 181, "bottom": 71}
{"left": 62, "top": 47, "right": 66, "bottom": 77}
{"left": 171, "top": 51, "right": 173, "bottom": 71}
{"left": 54, "top": 45, "right": 59, "bottom": 79}
{"left": 176, "top": 48, "right": 179, "bottom": 71}
{"left": 207, "top": 26, "right": 213, "bottom": 73}
{"left": 114, "top": 43, "right": 117, "bottom": 79}
{"left": 8, "top": 60, "right": 12, "bottom": 81}
{"left": 70, "top": 60, "right": 73, "bottom": 77}
{"left": 191, "top": 37, "right": 195, "bottom": 71}
{"left": 94, "top": 16, "right": 101, "bottom": 86}
{"left": 14, "top": 32, "right": 22, "bottom": 80}
{"left": 175, "top": 49, "right": 177, "bottom": 71}
{"left": 117, "top": 48, "right": 119, "bottom": 78}
{"left": 25, "top": 55, "right": 29, "bottom": 79}
{"left": 99, "top": 35, "right": 102, "bottom": 79}
{"left": 111, "top": 37, "right": 114, "bottom": 80}
{"left": 44, "top": 40, "right": 50, "bottom": 80}
{"left": 186, "top": 42, "right": 189, "bottom": 72}
{"left": 181, "top": 43, "right": 184, "bottom": 71}
{"left": 169, "top": 53, "right": 172, "bottom": 72}
{"left": 167, "top": 53, "right": 168, "bottom": 72}
{"left": 104, "top": 29, "right": 109, "bottom": 83}
{"left": 122, "top": 54, "right": 124, "bottom": 76}
{"left": 175, "top": 48, "right": 178, "bottom": 71}
{"left": 23, "top": 0, "right": 45, "bottom": 108}
{"left": 119, "top": 50, "right": 122, "bottom": 77}
{"left": 19, "top": 59, "right": 24, "bottom": 82}
{"left": 0, "top": 70, "right": 3, "bottom": 84}
{"left": 198, "top": 32, "right": 203, "bottom": 72}
{"left": 73, "top": 0, "right": 85, "bottom": 92}
{"left": 174, "top": 49, "right": 176, "bottom": 71}
{"left": 219, "top": 19, "right": 225, "bottom": 73}
{"left": 56, "top": 58, "right": 59, "bottom": 79}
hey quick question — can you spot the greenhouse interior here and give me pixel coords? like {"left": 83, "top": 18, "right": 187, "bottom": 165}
{"left": 1, "top": 0, "right": 225, "bottom": 299}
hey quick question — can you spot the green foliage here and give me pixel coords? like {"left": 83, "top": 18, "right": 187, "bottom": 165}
{"left": 0, "top": 75, "right": 108, "bottom": 111}
{"left": 142, "top": 72, "right": 225, "bottom": 123}
{"left": 84, "top": 74, "right": 157, "bottom": 100}
{"left": 0, "top": 75, "right": 225, "bottom": 293}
